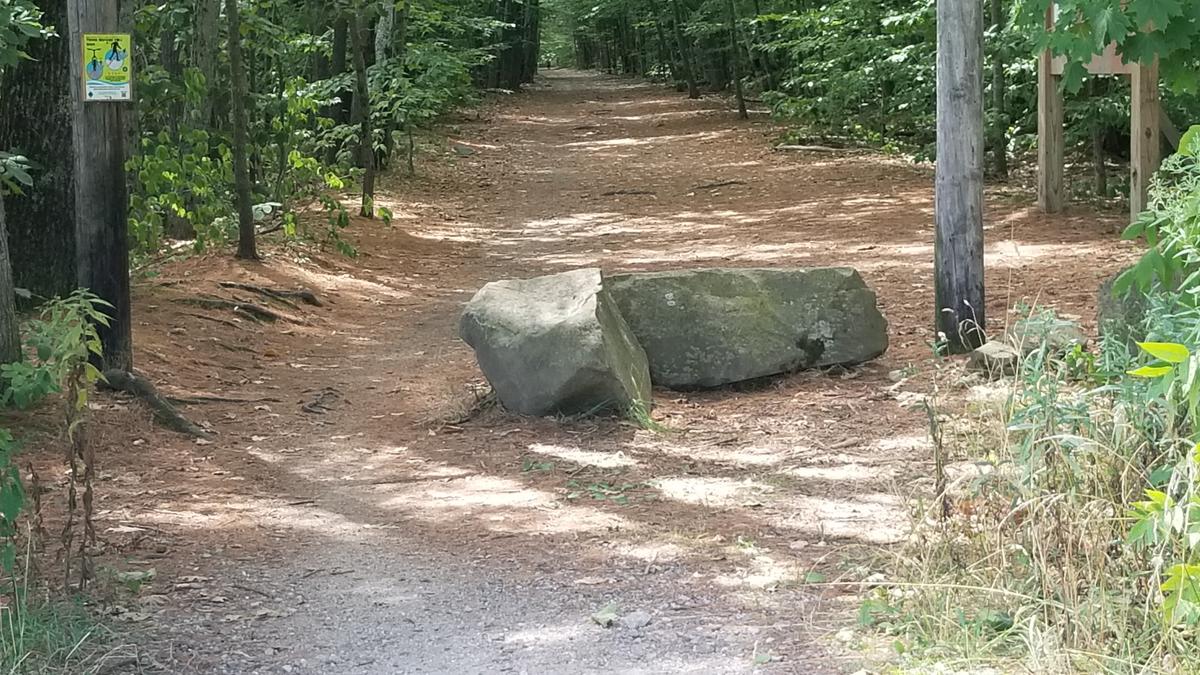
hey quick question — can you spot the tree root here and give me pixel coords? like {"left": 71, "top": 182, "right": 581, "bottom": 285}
{"left": 691, "top": 180, "right": 746, "bottom": 191}
{"left": 218, "top": 282, "right": 323, "bottom": 307}
{"left": 183, "top": 312, "right": 244, "bottom": 329}
{"left": 167, "top": 394, "right": 282, "bottom": 405}
{"left": 602, "top": 189, "right": 656, "bottom": 197}
{"left": 101, "top": 370, "right": 213, "bottom": 439}
{"left": 172, "top": 297, "right": 302, "bottom": 324}
{"left": 774, "top": 144, "right": 861, "bottom": 154}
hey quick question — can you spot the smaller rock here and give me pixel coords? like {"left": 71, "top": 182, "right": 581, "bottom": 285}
{"left": 1007, "top": 315, "right": 1087, "bottom": 355}
{"left": 967, "top": 342, "right": 1020, "bottom": 377}
{"left": 452, "top": 143, "right": 477, "bottom": 157}
{"left": 619, "top": 610, "right": 653, "bottom": 630}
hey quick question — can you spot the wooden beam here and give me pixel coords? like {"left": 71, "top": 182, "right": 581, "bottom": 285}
{"left": 1037, "top": 42, "right": 1064, "bottom": 212}
{"left": 1131, "top": 60, "right": 1162, "bottom": 219}
{"left": 68, "top": 0, "right": 133, "bottom": 371}
{"left": 1161, "top": 107, "right": 1181, "bottom": 150}
{"left": 934, "top": 0, "right": 986, "bottom": 352}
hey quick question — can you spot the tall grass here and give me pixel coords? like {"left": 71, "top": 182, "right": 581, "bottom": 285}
{"left": 866, "top": 320, "right": 1200, "bottom": 673}
{"left": 2, "top": 536, "right": 100, "bottom": 674}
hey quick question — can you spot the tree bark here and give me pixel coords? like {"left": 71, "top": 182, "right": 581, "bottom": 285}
{"left": 191, "top": 0, "right": 221, "bottom": 128}
{"left": 670, "top": 0, "right": 699, "bottom": 99}
{"left": 726, "top": 0, "right": 748, "bottom": 119}
{"left": 0, "top": 196, "right": 19, "bottom": 366}
{"left": 934, "top": 0, "right": 986, "bottom": 352}
{"left": 522, "top": 0, "right": 540, "bottom": 83}
{"left": 0, "top": 0, "right": 76, "bottom": 300}
{"left": 349, "top": 10, "right": 375, "bottom": 217}
{"left": 69, "top": 0, "right": 134, "bottom": 371}
{"left": 374, "top": 3, "right": 395, "bottom": 64}
{"left": 649, "top": 0, "right": 679, "bottom": 84}
{"left": 330, "top": 17, "right": 350, "bottom": 125}
{"left": 226, "top": 0, "right": 258, "bottom": 260}
{"left": 988, "top": 0, "right": 1008, "bottom": 179}
{"left": 1090, "top": 78, "right": 1108, "bottom": 198}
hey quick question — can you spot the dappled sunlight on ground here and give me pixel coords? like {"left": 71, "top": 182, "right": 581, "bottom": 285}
{"left": 60, "top": 69, "right": 1138, "bottom": 674}
{"left": 655, "top": 476, "right": 776, "bottom": 509}
{"left": 528, "top": 442, "right": 637, "bottom": 469}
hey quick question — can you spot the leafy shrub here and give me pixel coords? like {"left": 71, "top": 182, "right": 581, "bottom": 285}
{"left": 1, "top": 291, "right": 108, "bottom": 410}
{"left": 0, "top": 290, "right": 109, "bottom": 670}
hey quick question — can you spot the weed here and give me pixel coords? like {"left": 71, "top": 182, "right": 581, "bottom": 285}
{"left": 626, "top": 399, "right": 670, "bottom": 433}
{"left": 565, "top": 480, "right": 645, "bottom": 505}
{"left": 521, "top": 458, "right": 556, "bottom": 474}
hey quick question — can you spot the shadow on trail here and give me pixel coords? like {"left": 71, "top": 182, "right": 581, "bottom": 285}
{"left": 84, "top": 69, "right": 1137, "bottom": 674}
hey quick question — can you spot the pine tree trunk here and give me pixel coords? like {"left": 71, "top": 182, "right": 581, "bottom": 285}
{"left": 349, "top": 11, "right": 375, "bottom": 217}
{"left": 69, "top": 0, "right": 134, "bottom": 371}
{"left": 670, "top": 0, "right": 699, "bottom": 99}
{"left": 522, "top": 0, "right": 540, "bottom": 83}
{"left": 989, "top": 0, "right": 1008, "bottom": 179}
{"left": 226, "top": 0, "right": 258, "bottom": 260}
{"left": 726, "top": 0, "right": 748, "bottom": 119}
{"left": 331, "top": 17, "right": 350, "bottom": 125}
{"left": 191, "top": 0, "right": 221, "bottom": 128}
{"left": 649, "top": 0, "right": 679, "bottom": 84}
{"left": 0, "top": 0, "right": 76, "bottom": 300}
{"left": 0, "top": 196, "right": 19, "bottom": 366}
{"left": 1091, "top": 78, "right": 1108, "bottom": 198}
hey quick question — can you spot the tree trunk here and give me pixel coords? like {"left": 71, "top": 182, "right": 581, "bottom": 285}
{"left": 934, "top": 0, "right": 986, "bottom": 352}
{"left": 1091, "top": 78, "right": 1108, "bottom": 198}
{"left": 226, "top": 0, "right": 258, "bottom": 260}
{"left": 69, "top": 0, "right": 134, "bottom": 371}
{"left": 726, "top": 0, "right": 748, "bottom": 119}
{"left": 988, "top": 0, "right": 1008, "bottom": 179}
{"left": 670, "top": 0, "right": 699, "bottom": 99}
{"left": 649, "top": 0, "right": 679, "bottom": 83}
{"left": 0, "top": 196, "right": 19, "bottom": 366}
{"left": 394, "top": 1, "right": 411, "bottom": 67}
{"left": 374, "top": 3, "right": 395, "bottom": 64}
{"left": 0, "top": 0, "right": 76, "bottom": 300}
{"left": 331, "top": 17, "right": 350, "bottom": 125}
{"left": 191, "top": 0, "right": 221, "bottom": 128}
{"left": 522, "top": 0, "right": 540, "bottom": 83}
{"left": 349, "top": 11, "right": 375, "bottom": 217}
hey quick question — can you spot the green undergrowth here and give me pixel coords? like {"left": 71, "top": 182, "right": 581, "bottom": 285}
{"left": 861, "top": 128, "right": 1200, "bottom": 673}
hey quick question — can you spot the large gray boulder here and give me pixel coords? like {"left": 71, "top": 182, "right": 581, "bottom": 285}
{"left": 607, "top": 268, "right": 888, "bottom": 389}
{"left": 460, "top": 268, "right": 652, "bottom": 417}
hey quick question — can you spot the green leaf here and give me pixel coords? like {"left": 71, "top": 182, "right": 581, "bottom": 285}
{"left": 1128, "top": 365, "right": 1175, "bottom": 378}
{"left": 590, "top": 602, "right": 619, "bottom": 628}
{"left": 1138, "top": 342, "right": 1191, "bottom": 363}
{"left": 1130, "top": 0, "right": 1182, "bottom": 34}
{"left": 1179, "top": 125, "right": 1200, "bottom": 158}
{"left": 1091, "top": 6, "right": 1132, "bottom": 49}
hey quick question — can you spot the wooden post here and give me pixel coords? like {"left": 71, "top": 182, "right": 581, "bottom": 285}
{"left": 1037, "top": 8, "right": 1064, "bottom": 213}
{"left": 1131, "top": 60, "right": 1161, "bottom": 220}
{"left": 935, "top": 0, "right": 986, "bottom": 352}
{"left": 68, "top": 0, "right": 133, "bottom": 371}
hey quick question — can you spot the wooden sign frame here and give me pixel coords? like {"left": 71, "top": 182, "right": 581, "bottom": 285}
{"left": 1037, "top": 7, "right": 1160, "bottom": 222}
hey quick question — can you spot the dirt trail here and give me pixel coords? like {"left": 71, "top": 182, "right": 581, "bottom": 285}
{"left": 56, "top": 70, "right": 1136, "bottom": 674}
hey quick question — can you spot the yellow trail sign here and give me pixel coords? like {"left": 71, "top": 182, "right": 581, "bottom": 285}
{"left": 82, "top": 33, "right": 132, "bottom": 102}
